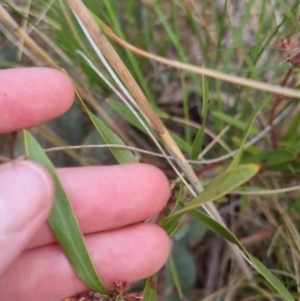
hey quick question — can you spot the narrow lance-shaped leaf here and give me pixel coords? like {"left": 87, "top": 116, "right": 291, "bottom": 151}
{"left": 211, "top": 111, "right": 260, "bottom": 134}
{"left": 191, "top": 209, "right": 244, "bottom": 248}
{"left": 174, "top": 164, "right": 259, "bottom": 215}
{"left": 76, "top": 91, "right": 137, "bottom": 164}
{"left": 247, "top": 253, "right": 294, "bottom": 301}
{"left": 192, "top": 209, "right": 294, "bottom": 301}
{"left": 181, "top": 74, "right": 192, "bottom": 145}
{"left": 24, "top": 130, "right": 107, "bottom": 293}
{"left": 88, "top": 110, "right": 137, "bottom": 164}
{"left": 168, "top": 254, "right": 183, "bottom": 298}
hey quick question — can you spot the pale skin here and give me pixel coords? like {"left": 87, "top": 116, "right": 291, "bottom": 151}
{"left": 0, "top": 68, "right": 170, "bottom": 301}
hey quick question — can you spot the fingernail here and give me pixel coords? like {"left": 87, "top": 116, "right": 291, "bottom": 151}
{"left": 0, "top": 161, "right": 54, "bottom": 235}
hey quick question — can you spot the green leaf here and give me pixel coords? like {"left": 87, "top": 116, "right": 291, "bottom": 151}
{"left": 167, "top": 243, "right": 196, "bottom": 297}
{"left": 211, "top": 111, "right": 259, "bottom": 135}
{"left": 143, "top": 275, "right": 157, "bottom": 301}
{"left": 175, "top": 164, "right": 259, "bottom": 215}
{"left": 159, "top": 213, "right": 183, "bottom": 237}
{"left": 280, "top": 141, "right": 300, "bottom": 153}
{"left": 75, "top": 91, "right": 136, "bottom": 164}
{"left": 192, "top": 209, "right": 294, "bottom": 301}
{"left": 168, "top": 254, "right": 183, "bottom": 298}
{"left": 88, "top": 110, "right": 137, "bottom": 164}
{"left": 191, "top": 74, "right": 209, "bottom": 159}
{"left": 181, "top": 74, "right": 192, "bottom": 145}
{"left": 276, "top": 0, "right": 300, "bottom": 30}
{"left": 191, "top": 209, "right": 244, "bottom": 249}
{"left": 228, "top": 97, "right": 270, "bottom": 169}
{"left": 24, "top": 130, "right": 107, "bottom": 293}
{"left": 247, "top": 253, "right": 294, "bottom": 301}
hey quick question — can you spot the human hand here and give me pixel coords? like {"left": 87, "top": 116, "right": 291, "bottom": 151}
{"left": 0, "top": 68, "right": 170, "bottom": 301}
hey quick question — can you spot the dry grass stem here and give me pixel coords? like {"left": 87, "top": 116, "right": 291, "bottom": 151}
{"left": 0, "top": 4, "right": 59, "bottom": 68}
{"left": 105, "top": 27, "right": 300, "bottom": 99}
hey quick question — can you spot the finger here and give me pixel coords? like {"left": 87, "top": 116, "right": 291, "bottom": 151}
{"left": 0, "top": 161, "right": 54, "bottom": 275}
{"left": 0, "top": 67, "right": 74, "bottom": 133}
{"left": 0, "top": 223, "right": 170, "bottom": 301}
{"left": 27, "top": 164, "right": 170, "bottom": 249}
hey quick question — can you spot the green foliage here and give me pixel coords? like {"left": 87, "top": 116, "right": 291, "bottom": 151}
{"left": 77, "top": 94, "right": 137, "bottom": 164}
{"left": 24, "top": 130, "right": 107, "bottom": 293}
{"left": 241, "top": 149, "right": 296, "bottom": 166}
{"left": 192, "top": 210, "right": 294, "bottom": 301}
{"left": 191, "top": 75, "right": 210, "bottom": 159}
{"left": 87, "top": 110, "right": 137, "bottom": 164}
{"left": 228, "top": 97, "right": 270, "bottom": 169}
{"left": 3, "top": 0, "right": 300, "bottom": 300}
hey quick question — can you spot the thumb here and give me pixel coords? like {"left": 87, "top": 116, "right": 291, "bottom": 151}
{"left": 0, "top": 161, "right": 54, "bottom": 276}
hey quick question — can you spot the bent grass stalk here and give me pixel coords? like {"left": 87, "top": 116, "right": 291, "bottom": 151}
{"left": 101, "top": 24, "right": 300, "bottom": 99}
{"left": 65, "top": 0, "right": 253, "bottom": 279}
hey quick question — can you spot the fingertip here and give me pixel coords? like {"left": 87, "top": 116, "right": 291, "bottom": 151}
{"left": 44, "top": 68, "right": 75, "bottom": 110}
{"left": 134, "top": 223, "right": 171, "bottom": 279}
{"left": 90, "top": 223, "right": 171, "bottom": 286}
{"left": 127, "top": 164, "right": 170, "bottom": 215}
{"left": 0, "top": 67, "right": 75, "bottom": 133}
{"left": 139, "top": 164, "right": 170, "bottom": 204}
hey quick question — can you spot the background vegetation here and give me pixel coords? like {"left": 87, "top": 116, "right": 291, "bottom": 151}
{"left": 1, "top": 0, "right": 300, "bottom": 300}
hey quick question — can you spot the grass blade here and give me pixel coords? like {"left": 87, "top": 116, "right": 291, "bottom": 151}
{"left": 192, "top": 209, "right": 294, "bottom": 301}
{"left": 76, "top": 90, "right": 137, "bottom": 164}
{"left": 211, "top": 111, "right": 259, "bottom": 135}
{"left": 24, "top": 130, "right": 107, "bottom": 293}
{"left": 191, "top": 74, "right": 210, "bottom": 159}
{"left": 247, "top": 253, "right": 294, "bottom": 301}
{"left": 87, "top": 110, "right": 137, "bottom": 164}
{"left": 228, "top": 97, "right": 270, "bottom": 169}
{"left": 168, "top": 254, "right": 183, "bottom": 298}
{"left": 191, "top": 209, "right": 244, "bottom": 248}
